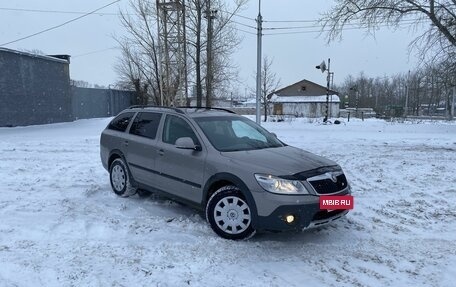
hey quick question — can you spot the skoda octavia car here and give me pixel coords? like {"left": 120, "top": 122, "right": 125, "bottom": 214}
{"left": 100, "top": 106, "right": 351, "bottom": 239}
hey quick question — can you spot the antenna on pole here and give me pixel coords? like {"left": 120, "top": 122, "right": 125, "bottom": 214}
{"left": 315, "top": 58, "right": 331, "bottom": 122}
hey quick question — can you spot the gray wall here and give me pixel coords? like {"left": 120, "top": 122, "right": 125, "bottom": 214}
{"left": 71, "top": 87, "right": 134, "bottom": 120}
{"left": 0, "top": 49, "right": 72, "bottom": 127}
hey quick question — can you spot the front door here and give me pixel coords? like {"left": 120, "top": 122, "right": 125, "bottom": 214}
{"left": 154, "top": 114, "right": 206, "bottom": 203}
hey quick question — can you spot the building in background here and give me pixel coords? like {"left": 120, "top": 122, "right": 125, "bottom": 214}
{"left": 0, "top": 48, "right": 72, "bottom": 127}
{"left": 0, "top": 48, "right": 136, "bottom": 127}
{"left": 268, "top": 79, "right": 340, "bottom": 118}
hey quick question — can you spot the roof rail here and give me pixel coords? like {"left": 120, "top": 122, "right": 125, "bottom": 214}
{"left": 128, "top": 105, "right": 184, "bottom": 114}
{"left": 176, "top": 106, "right": 236, "bottom": 114}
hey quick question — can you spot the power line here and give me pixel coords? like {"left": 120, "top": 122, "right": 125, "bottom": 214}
{"left": 233, "top": 27, "right": 256, "bottom": 36}
{"left": 72, "top": 47, "right": 118, "bottom": 58}
{"left": 0, "top": 0, "right": 121, "bottom": 46}
{"left": 231, "top": 12, "right": 256, "bottom": 21}
{"left": 261, "top": 17, "right": 427, "bottom": 35}
{"left": 228, "top": 14, "right": 424, "bottom": 38}
{"left": 263, "top": 22, "right": 416, "bottom": 36}
{"left": 0, "top": 7, "right": 123, "bottom": 16}
{"left": 232, "top": 20, "right": 256, "bottom": 30}
{"left": 213, "top": 6, "right": 256, "bottom": 21}
{"left": 262, "top": 14, "right": 428, "bottom": 24}
{"left": 183, "top": 3, "right": 255, "bottom": 22}
{"left": 262, "top": 18, "right": 425, "bottom": 31}
{"left": 0, "top": 4, "right": 256, "bottom": 21}
{"left": 264, "top": 18, "right": 320, "bottom": 23}
{"left": 1, "top": 3, "right": 426, "bottom": 40}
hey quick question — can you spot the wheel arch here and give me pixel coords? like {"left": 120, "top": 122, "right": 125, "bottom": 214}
{"left": 108, "top": 149, "right": 124, "bottom": 170}
{"left": 108, "top": 150, "right": 137, "bottom": 187}
{"left": 203, "top": 173, "right": 258, "bottom": 227}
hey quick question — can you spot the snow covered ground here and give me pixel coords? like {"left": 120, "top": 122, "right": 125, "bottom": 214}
{"left": 0, "top": 117, "right": 455, "bottom": 287}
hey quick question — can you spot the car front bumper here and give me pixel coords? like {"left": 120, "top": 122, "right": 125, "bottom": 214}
{"left": 255, "top": 203, "right": 349, "bottom": 231}
{"left": 251, "top": 187, "right": 351, "bottom": 232}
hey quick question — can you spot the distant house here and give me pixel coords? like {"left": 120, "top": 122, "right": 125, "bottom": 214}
{"left": 268, "top": 79, "right": 340, "bottom": 118}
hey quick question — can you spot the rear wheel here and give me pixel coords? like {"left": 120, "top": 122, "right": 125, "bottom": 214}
{"left": 206, "top": 186, "right": 256, "bottom": 240}
{"left": 109, "top": 158, "right": 137, "bottom": 197}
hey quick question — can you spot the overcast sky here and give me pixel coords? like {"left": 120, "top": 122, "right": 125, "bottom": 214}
{"left": 0, "top": 0, "right": 423, "bottom": 95}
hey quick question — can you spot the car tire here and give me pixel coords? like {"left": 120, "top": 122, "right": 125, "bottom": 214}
{"left": 206, "top": 185, "right": 256, "bottom": 240}
{"left": 109, "top": 158, "right": 137, "bottom": 197}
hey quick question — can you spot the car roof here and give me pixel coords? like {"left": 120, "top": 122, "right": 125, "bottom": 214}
{"left": 123, "top": 106, "right": 238, "bottom": 118}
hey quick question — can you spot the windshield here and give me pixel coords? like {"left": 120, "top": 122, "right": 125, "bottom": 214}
{"left": 195, "top": 116, "right": 284, "bottom": 152}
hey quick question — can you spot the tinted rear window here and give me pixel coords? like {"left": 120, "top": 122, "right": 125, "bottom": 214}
{"left": 108, "top": 112, "right": 135, "bottom": 132}
{"left": 130, "top": 112, "right": 162, "bottom": 139}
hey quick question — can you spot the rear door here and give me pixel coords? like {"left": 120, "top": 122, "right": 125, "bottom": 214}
{"left": 124, "top": 112, "right": 163, "bottom": 187}
{"left": 101, "top": 112, "right": 136, "bottom": 169}
{"left": 154, "top": 114, "right": 207, "bottom": 203}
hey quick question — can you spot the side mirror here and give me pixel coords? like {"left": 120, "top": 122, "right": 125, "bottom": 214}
{"left": 271, "top": 132, "right": 278, "bottom": 138}
{"left": 175, "top": 137, "right": 201, "bottom": 151}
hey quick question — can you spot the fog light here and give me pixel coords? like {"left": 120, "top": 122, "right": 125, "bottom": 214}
{"left": 285, "top": 215, "right": 295, "bottom": 224}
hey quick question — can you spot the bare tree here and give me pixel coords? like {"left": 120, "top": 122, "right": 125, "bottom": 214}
{"left": 185, "top": 0, "right": 246, "bottom": 106}
{"left": 115, "top": 0, "right": 161, "bottom": 105}
{"left": 186, "top": 0, "right": 205, "bottom": 106}
{"left": 115, "top": 43, "right": 153, "bottom": 105}
{"left": 258, "top": 56, "right": 281, "bottom": 121}
{"left": 117, "top": 0, "right": 246, "bottom": 107}
{"left": 207, "top": 0, "right": 247, "bottom": 105}
{"left": 320, "top": 0, "right": 456, "bottom": 68}
{"left": 70, "top": 79, "right": 91, "bottom": 88}
{"left": 336, "top": 63, "right": 455, "bottom": 118}
{"left": 211, "top": 1, "right": 245, "bottom": 98}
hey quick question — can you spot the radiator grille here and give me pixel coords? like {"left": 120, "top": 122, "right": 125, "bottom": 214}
{"left": 308, "top": 174, "right": 347, "bottom": 195}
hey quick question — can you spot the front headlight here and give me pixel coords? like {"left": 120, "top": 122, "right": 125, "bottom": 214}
{"left": 254, "top": 174, "right": 309, "bottom": 194}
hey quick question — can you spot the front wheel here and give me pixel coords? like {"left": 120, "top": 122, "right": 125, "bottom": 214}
{"left": 109, "top": 158, "right": 137, "bottom": 197}
{"left": 206, "top": 186, "right": 256, "bottom": 240}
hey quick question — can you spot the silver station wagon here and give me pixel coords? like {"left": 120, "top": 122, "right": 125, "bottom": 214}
{"left": 100, "top": 106, "right": 351, "bottom": 239}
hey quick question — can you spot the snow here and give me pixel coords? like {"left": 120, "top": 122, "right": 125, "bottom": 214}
{"left": 0, "top": 47, "right": 69, "bottom": 64}
{"left": 1, "top": 117, "right": 456, "bottom": 286}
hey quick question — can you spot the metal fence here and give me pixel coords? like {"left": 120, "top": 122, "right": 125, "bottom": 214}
{"left": 71, "top": 87, "right": 135, "bottom": 120}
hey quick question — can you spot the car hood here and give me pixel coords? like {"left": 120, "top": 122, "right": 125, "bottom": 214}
{"left": 220, "top": 146, "right": 338, "bottom": 176}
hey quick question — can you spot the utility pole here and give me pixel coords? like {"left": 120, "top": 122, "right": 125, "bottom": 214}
{"left": 329, "top": 71, "right": 334, "bottom": 117}
{"left": 452, "top": 86, "right": 455, "bottom": 120}
{"left": 315, "top": 58, "right": 331, "bottom": 122}
{"left": 404, "top": 70, "right": 410, "bottom": 118}
{"left": 206, "top": 0, "right": 216, "bottom": 107}
{"left": 325, "top": 58, "right": 331, "bottom": 122}
{"left": 356, "top": 89, "right": 359, "bottom": 117}
{"left": 255, "top": 0, "right": 262, "bottom": 125}
{"left": 349, "top": 86, "right": 358, "bottom": 117}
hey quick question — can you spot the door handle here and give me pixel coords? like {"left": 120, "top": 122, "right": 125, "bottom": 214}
{"left": 123, "top": 140, "right": 129, "bottom": 147}
{"left": 158, "top": 149, "right": 164, "bottom": 156}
